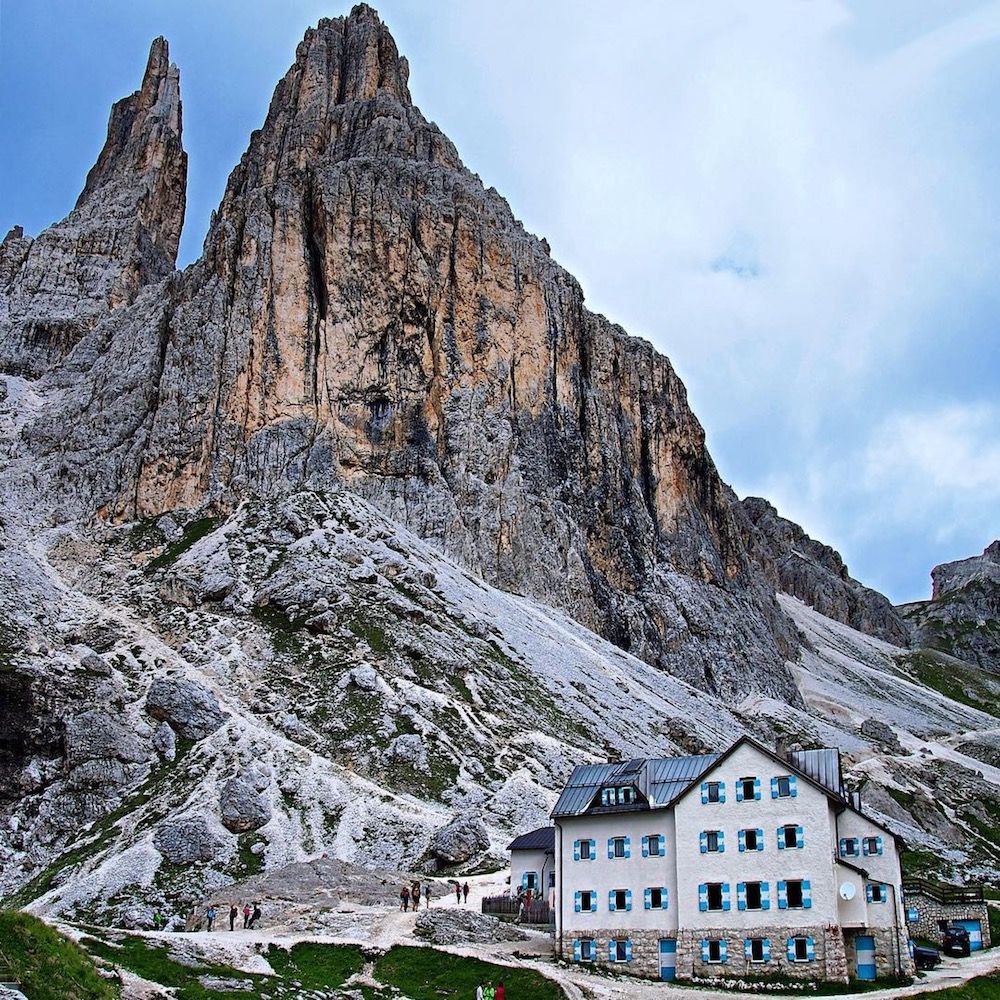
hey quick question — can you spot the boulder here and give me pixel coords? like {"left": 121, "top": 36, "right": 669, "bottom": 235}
{"left": 414, "top": 908, "right": 527, "bottom": 945}
{"left": 427, "top": 812, "right": 490, "bottom": 866}
{"left": 220, "top": 770, "right": 272, "bottom": 833}
{"left": 145, "top": 677, "right": 226, "bottom": 740}
{"left": 860, "top": 718, "right": 902, "bottom": 752}
{"left": 153, "top": 814, "right": 225, "bottom": 864}
{"left": 152, "top": 720, "right": 177, "bottom": 760}
{"left": 64, "top": 709, "right": 143, "bottom": 764}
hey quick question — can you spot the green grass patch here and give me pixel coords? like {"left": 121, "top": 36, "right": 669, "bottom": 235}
{"left": 989, "top": 905, "right": 1000, "bottom": 949}
{"left": 888, "top": 787, "right": 916, "bottom": 809}
{"left": 897, "top": 649, "right": 1000, "bottom": 717}
{"left": 910, "top": 974, "right": 1000, "bottom": 999}
{"left": 374, "top": 945, "right": 564, "bottom": 999}
{"left": 147, "top": 516, "right": 224, "bottom": 572}
{"left": 263, "top": 941, "right": 367, "bottom": 991}
{"left": 902, "top": 847, "right": 954, "bottom": 881}
{"left": 0, "top": 911, "right": 118, "bottom": 999}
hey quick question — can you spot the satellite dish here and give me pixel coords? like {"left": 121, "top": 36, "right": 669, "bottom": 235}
{"left": 839, "top": 882, "right": 856, "bottom": 901}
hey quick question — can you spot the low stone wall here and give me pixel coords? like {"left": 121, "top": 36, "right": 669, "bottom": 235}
{"left": 904, "top": 891, "right": 992, "bottom": 949}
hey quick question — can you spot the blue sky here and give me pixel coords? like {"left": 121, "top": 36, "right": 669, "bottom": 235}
{"left": 2, "top": 1, "right": 998, "bottom": 603}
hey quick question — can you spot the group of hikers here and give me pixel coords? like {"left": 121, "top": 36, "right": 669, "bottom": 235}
{"left": 399, "top": 879, "right": 470, "bottom": 911}
{"left": 202, "top": 901, "right": 262, "bottom": 931}
{"left": 475, "top": 982, "right": 506, "bottom": 1000}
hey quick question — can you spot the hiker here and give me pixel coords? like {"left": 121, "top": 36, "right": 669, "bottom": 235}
{"left": 424, "top": 883, "right": 432, "bottom": 908}
{"left": 476, "top": 984, "right": 485, "bottom": 1000}
{"left": 249, "top": 902, "right": 262, "bottom": 929}
{"left": 484, "top": 983, "right": 496, "bottom": 1000}
{"left": 462, "top": 881, "right": 470, "bottom": 904}
{"left": 495, "top": 982, "right": 506, "bottom": 1000}
{"left": 412, "top": 880, "right": 422, "bottom": 909}
{"left": 229, "top": 904, "right": 238, "bottom": 931}
{"left": 242, "top": 902, "right": 251, "bottom": 928}
{"left": 400, "top": 885, "right": 410, "bottom": 912}
{"left": 455, "top": 882, "right": 461, "bottom": 904}
{"left": 206, "top": 904, "right": 216, "bottom": 931}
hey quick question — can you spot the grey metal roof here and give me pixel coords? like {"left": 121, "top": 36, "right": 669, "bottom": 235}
{"left": 551, "top": 752, "right": 720, "bottom": 818}
{"left": 507, "top": 826, "right": 555, "bottom": 852}
{"left": 789, "top": 748, "right": 842, "bottom": 796}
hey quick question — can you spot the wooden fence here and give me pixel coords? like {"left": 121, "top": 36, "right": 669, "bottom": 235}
{"left": 481, "top": 894, "right": 553, "bottom": 924}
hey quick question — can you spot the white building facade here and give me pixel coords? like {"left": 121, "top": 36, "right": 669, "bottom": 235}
{"left": 550, "top": 737, "right": 913, "bottom": 983}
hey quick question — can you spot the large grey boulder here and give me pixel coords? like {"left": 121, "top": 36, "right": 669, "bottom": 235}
{"left": 414, "top": 908, "right": 527, "bottom": 945}
{"left": 427, "top": 813, "right": 490, "bottom": 866}
{"left": 220, "top": 769, "right": 272, "bottom": 833}
{"left": 153, "top": 814, "right": 225, "bottom": 864}
{"left": 64, "top": 709, "right": 144, "bottom": 764}
{"left": 145, "top": 677, "right": 226, "bottom": 740}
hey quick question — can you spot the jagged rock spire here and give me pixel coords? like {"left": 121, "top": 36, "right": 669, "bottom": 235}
{"left": 0, "top": 37, "right": 187, "bottom": 377}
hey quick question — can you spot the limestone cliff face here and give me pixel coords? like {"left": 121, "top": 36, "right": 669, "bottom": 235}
{"left": 0, "top": 38, "right": 186, "bottom": 377}
{"left": 27, "top": 6, "right": 799, "bottom": 700}
{"left": 735, "top": 496, "right": 910, "bottom": 646}
{"left": 900, "top": 541, "right": 1000, "bottom": 672}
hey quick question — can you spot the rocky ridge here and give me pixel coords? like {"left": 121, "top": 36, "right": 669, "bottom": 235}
{"left": 0, "top": 4, "right": 997, "bottom": 924}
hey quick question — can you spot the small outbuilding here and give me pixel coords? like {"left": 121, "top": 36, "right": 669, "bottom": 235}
{"left": 508, "top": 826, "right": 556, "bottom": 905}
{"left": 903, "top": 879, "right": 991, "bottom": 951}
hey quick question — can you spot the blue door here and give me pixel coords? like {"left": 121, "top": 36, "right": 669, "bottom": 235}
{"left": 856, "top": 935, "right": 876, "bottom": 981}
{"left": 659, "top": 938, "right": 677, "bottom": 981}
{"left": 958, "top": 920, "right": 983, "bottom": 951}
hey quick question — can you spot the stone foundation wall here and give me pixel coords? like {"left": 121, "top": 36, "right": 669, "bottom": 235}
{"left": 843, "top": 926, "right": 915, "bottom": 979}
{"left": 560, "top": 927, "right": 666, "bottom": 978}
{"left": 904, "top": 892, "right": 992, "bottom": 949}
{"left": 677, "top": 925, "right": 848, "bottom": 983}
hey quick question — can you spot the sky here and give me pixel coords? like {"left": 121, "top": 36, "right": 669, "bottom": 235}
{"left": 1, "top": 0, "right": 998, "bottom": 603}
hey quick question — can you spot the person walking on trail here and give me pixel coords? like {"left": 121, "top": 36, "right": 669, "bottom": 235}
{"left": 242, "top": 902, "right": 251, "bottom": 928}
{"left": 229, "top": 904, "right": 238, "bottom": 931}
{"left": 205, "top": 905, "right": 216, "bottom": 931}
{"left": 411, "top": 880, "right": 421, "bottom": 909}
{"left": 476, "top": 983, "right": 485, "bottom": 1000}
{"left": 400, "top": 885, "right": 410, "bottom": 912}
{"left": 455, "top": 882, "right": 461, "bottom": 904}
{"left": 462, "top": 881, "right": 470, "bottom": 904}
{"left": 424, "top": 883, "right": 432, "bottom": 908}
{"left": 495, "top": 982, "right": 506, "bottom": 1000}
{"left": 484, "top": 983, "right": 496, "bottom": 1000}
{"left": 248, "top": 902, "right": 262, "bottom": 929}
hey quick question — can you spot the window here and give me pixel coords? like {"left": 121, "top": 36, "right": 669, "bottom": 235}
{"left": 548, "top": 872, "right": 556, "bottom": 888}
{"left": 746, "top": 938, "right": 769, "bottom": 963}
{"left": 702, "top": 938, "right": 727, "bottom": 963}
{"left": 708, "top": 884, "right": 723, "bottom": 910}
{"left": 746, "top": 882, "right": 762, "bottom": 910}
{"left": 699, "top": 882, "right": 731, "bottom": 912}
{"left": 609, "top": 836, "right": 628, "bottom": 859}
{"left": 738, "top": 881, "right": 770, "bottom": 911}
{"left": 739, "top": 776, "right": 759, "bottom": 801}
{"left": 703, "top": 830, "right": 723, "bottom": 853}
{"left": 576, "top": 938, "right": 595, "bottom": 962}
{"left": 706, "top": 781, "right": 722, "bottom": 803}
{"left": 575, "top": 890, "right": 596, "bottom": 913}
{"left": 788, "top": 937, "right": 814, "bottom": 962}
{"left": 601, "top": 786, "right": 635, "bottom": 806}
{"left": 609, "top": 939, "right": 632, "bottom": 963}
{"left": 645, "top": 886, "right": 668, "bottom": 910}
{"left": 740, "top": 828, "right": 763, "bottom": 852}
{"left": 863, "top": 835, "right": 883, "bottom": 856}
{"left": 780, "top": 824, "right": 803, "bottom": 849}
{"left": 868, "top": 883, "right": 887, "bottom": 903}
{"left": 522, "top": 871, "right": 538, "bottom": 890}
{"left": 644, "top": 834, "right": 664, "bottom": 857}
{"left": 612, "top": 889, "right": 629, "bottom": 911}
{"left": 787, "top": 880, "right": 805, "bottom": 908}
{"left": 840, "top": 837, "right": 859, "bottom": 857}
{"left": 774, "top": 775, "right": 792, "bottom": 798}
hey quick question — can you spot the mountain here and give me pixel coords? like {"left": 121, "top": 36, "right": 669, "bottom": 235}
{"left": 0, "top": 6, "right": 997, "bottom": 925}
{"left": 899, "top": 541, "right": 1000, "bottom": 673}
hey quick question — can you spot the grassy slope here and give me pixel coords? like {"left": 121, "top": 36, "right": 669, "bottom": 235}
{"left": 911, "top": 974, "right": 1000, "bottom": 999}
{"left": 0, "top": 911, "right": 118, "bottom": 1000}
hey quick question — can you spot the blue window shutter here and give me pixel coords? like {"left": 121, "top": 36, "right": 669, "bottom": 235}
{"left": 839, "top": 838, "right": 846, "bottom": 856}
{"left": 787, "top": 938, "right": 796, "bottom": 962}
{"left": 718, "top": 830, "right": 725, "bottom": 853}
{"left": 778, "top": 880, "right": 787, "bottom": 909}
{"left": 719, "top": 782, "right": 726, "bottom": 804}
{"left": 788, "top": 775, "right": 797, "bottom": 797}
{"left": 609, "top": 941, "right": 617, "bottom": 962}
{"left": 623, "top": 836, "right": 631, "bottom": 859}
{"left": 722, "top": 882, "right": 731, "bottom": 911}
{"left": 761, "top": 881, "right": 771, "bottom": 911}
{"left": 806, "top": 937, "right": 815, "bottom": 961}
{"left": 608, "top": 889, "right": 616, "bottom": 912}
{"left": 738, "top": 830, "right": 746, "bottom": 853}
{"left": 588, "top": 839, "right": 596, "bottom": 861}
{"left": 625, "top": 889, "right": 632, "bottom": 912}
{"left": 641, "top": 835, "right": 648, "bottom": 858}
{"left": 754, "top": 777, "right": 761, "bottom": 800}
{"left": 573, "top": 839, "right": 581, "bottom": 862}
{"left": 574, "top": 891, "right": 581, "bottom": 913}
{"left": 573, "top": 940, "right": 581, "bottom": 962}
{"left": 744, "top": 938, "right": 752, "bottom": 960}
{"left": 770, "top": 776, "right": 778, "bottom": 799}
{"left": 802, "top": 879, "right": 812, "bottom": 909}
{"left": 625, "top": 940, "right": 633, "bottom": 962}
{"left": 700, "top": 831, "right": 707, "bottom": 854}
{"left": 662, "top": 886, "right": 669, "bottom": 909}
{"left": 865, "top": 884, "right": 873, "bottom": 903}
{"left": 607, "top": 838, "right": 614, "bottom": 860}
{"left": 701, "top": 939, "right": 710, "bottom": 962}
{"left": 777, "top": 825, "right": 785, "bottom": 850}
{"left": 797, "top": 825, "right": 804, "bottom": 848}
{"left": 644, "top": 887, "right": 651, "bottom": 910}
{"left": 698, "top": 884, "right": 708, "bottom": 912}
{"left": 701, "top": 781, "right": 709, "bottom": 804}
{"left": 876, "top": 835, "right": 883, "bottom": 855}
{"left": 763, "top": 939, "right": 771, "bottom": 962}
{"left": 756, "top": 828, "right": 764, "bottom": 851}
{"left": 659, "top": 834, "right": 665, "bottom": 855}
{"left": 720, "top": 940, "right": 728, "bottom": 962}
{"left": 590, "top": 892, "right": 597, "bottom": 913}
{"left": 737, "top": 882, "right": 747, "bottom": 911}
{"left": 736, "top": 780, "right": 744, "bottom": 802}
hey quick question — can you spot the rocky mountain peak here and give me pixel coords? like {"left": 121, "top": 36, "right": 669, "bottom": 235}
{"left": 931, "top": 539, "right": 1000, "bottom": 600}
{"left": 0, "top": 36, "right": 186, "bottom": 377}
